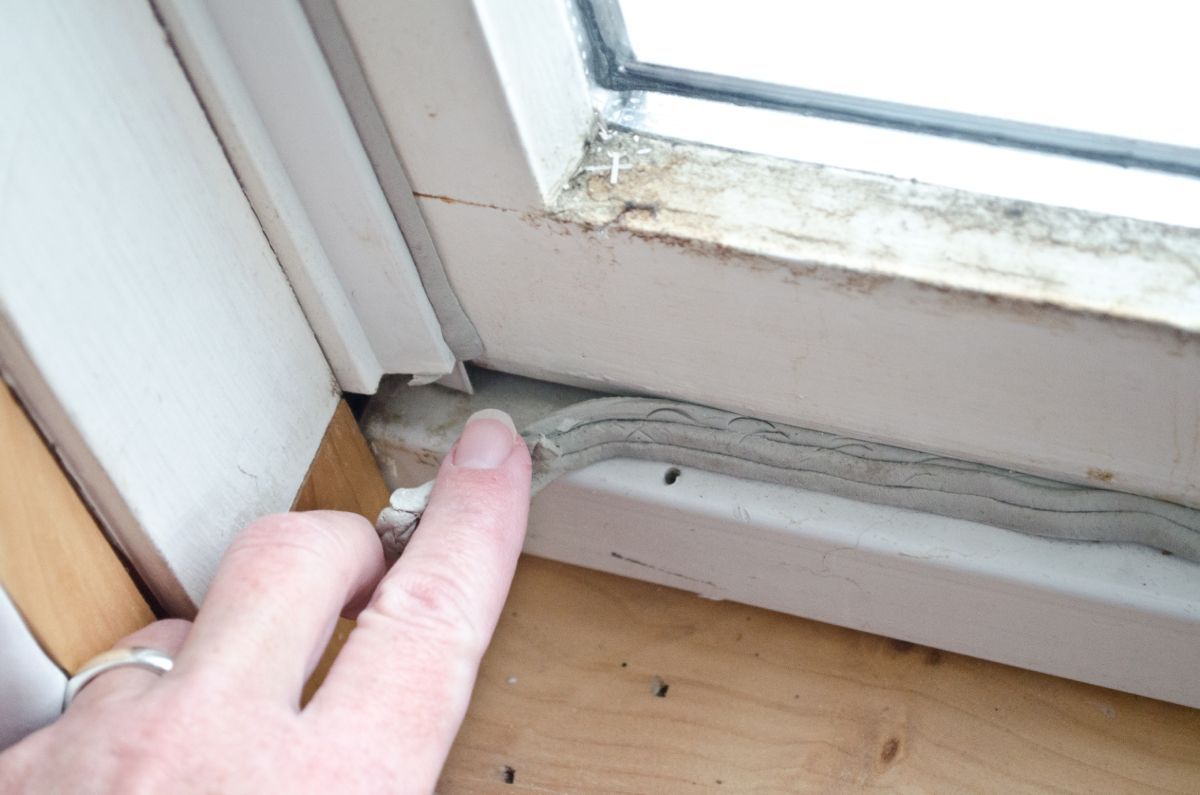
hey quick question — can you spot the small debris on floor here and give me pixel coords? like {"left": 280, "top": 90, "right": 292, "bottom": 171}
{"left": 502, "top": 766, "right": 515, "bottom": 784}
{"left": 506, "top": 676, "right": 518, "bottom": 685}
{"left": 650, "top": 675, "right": 669, "bottom": 698}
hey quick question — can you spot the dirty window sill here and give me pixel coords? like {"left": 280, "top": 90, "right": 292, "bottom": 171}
{"left": 554, "top": 131, "right": 1200, "bottom": 335}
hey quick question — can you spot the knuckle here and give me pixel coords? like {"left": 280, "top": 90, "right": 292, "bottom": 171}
{"left": 115, "top": 617, "right": 192, "bottom": 650}
{"left": 368, "top": 570, "right": 484, "bottom": 655}
{"left": 227, "top": 512, "right": 352, "bottom": 570}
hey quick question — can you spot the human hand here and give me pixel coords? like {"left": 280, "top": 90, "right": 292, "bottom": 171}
{"left": 0, "top": 410, "right": 531, "bottom": 794}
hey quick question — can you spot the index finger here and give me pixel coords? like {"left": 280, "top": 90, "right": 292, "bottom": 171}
{"left": 305, "top": 410, "right": 531, "bottom": 782}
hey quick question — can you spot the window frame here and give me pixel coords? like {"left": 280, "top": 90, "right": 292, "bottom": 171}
{"left": 319, "top": 0, "right": 1200, "bottom": 511}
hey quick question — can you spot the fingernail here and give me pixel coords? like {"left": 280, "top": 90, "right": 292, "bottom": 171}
{"left": 453, "top": 409, "right": 518, "bottom": 469}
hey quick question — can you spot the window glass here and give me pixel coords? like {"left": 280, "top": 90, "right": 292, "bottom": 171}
{"left": 618, "top": 0, "right": 1198, "bottom": 150}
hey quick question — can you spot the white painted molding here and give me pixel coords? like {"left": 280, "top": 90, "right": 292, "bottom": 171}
{"left": 201, "top": 0, "right": 456, "bottom": 381}
{"left": 0, "top": 1, "right": 337, "bottom": 613}
{"left": 471, "top": 0, "right": 596, "bottom": 202}
{"left": 417, "top": 196, "right": 1200, "bottom": 509}
{"left": 338, "top": 0, "right": 593, "bottom": 211}
{"left": 155, "top": 0, "right": 383, "bottom": 393}
{"left": 299, "top": 0, "right": 485, "bottom": 362}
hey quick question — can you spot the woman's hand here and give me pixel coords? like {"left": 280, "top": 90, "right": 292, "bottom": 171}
{"left": 0, "top": 410, "right": 531, "bottom": 794}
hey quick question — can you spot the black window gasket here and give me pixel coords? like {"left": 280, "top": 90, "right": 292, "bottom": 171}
{"left": 576, "top": 0, "right": 1200, "bottom": 179}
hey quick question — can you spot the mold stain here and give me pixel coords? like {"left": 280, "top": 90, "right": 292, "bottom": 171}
{"left": 550, "top": 129, "right": 1200, "bottom": 334}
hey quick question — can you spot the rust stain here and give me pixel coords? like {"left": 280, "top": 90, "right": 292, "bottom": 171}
{"left": 1088, "top": 468, "right": 1116, "bottom": 483}
{"left": 413, "top": 192, "right": 513, "bottom": 214}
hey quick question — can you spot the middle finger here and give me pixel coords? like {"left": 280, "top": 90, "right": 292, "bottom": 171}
{"left": 170, "top": 510, "right": 385, "bottom": 706}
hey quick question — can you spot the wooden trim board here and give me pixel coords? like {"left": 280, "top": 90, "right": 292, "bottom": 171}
{"left": 293, "top": 400, "right": 392, "bottom": 518}
{"left": 0, "top": 396, "right": 381, "bottom": 698}
{"left": 0, "top": 396, "right": 380, "bottom": 674}
{"left": 0, "top": 385, "right": 153, "bottom": 674}
{"left": 293, "top": 400, "right": 391, "bottom": 704}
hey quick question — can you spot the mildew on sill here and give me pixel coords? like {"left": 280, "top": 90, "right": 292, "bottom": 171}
{"left": 550, "top": 131, "right": 1200, "bottom": 334}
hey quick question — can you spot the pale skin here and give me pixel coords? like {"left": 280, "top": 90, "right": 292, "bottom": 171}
{"left": 0, "top": 411, "right": 531, "bottom": 794}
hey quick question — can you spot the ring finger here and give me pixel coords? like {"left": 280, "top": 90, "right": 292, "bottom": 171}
{"left": 64, "top": 618, "right": 192, "bottom": 712}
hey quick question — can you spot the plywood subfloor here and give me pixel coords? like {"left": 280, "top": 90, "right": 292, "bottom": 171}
{"left": 440, "top": 555, "right": 1200, "bottom": 794}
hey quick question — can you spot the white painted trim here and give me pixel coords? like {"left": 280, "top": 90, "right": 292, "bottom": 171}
{"left": 471, "top": 0, "right": 595, "bottom": 202}
{"left": 300, "top": 0, "right": 484, "bottom": 361}
{"left": 531, "top": 459, "right": 1200, "bottom": 709}
{"left": 201, "top": 0, "right": 456, "bottom": 381}
{"left": 1, "top": 1, "right": 337, "bottom": 613}
{"left": 154, "top": 0, "right": 383, "bottom": 393}
{"left": 419, "top": 198, "right": 1200, "bottom": 509}
{"left": 338, "top": 0, "right": 592, "bottom": 211}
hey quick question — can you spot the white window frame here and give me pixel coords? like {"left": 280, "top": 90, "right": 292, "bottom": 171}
{"left": 324, "top": 0, "right": 1199, "bottom": 510}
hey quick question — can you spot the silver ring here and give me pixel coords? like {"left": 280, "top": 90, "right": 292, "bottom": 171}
{"left": 63, "top": 647, "right": 174, "bottom": 710}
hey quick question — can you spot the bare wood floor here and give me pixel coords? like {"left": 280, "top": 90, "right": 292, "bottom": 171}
{"left": 441, "top": 555, "right": 1200, "bottom": 794}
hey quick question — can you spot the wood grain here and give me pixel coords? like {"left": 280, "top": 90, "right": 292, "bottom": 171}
{"left": 293, "top": 401, "right": 392, "bottom": 517}
{"left": 292, "top": 400, "right": 391, "bottom": 703}
{"left": 0, "top": 386, "right": 153, "bottom": 674}
{"left": 440, "top": 555, "right": 1200, "bottom": 794}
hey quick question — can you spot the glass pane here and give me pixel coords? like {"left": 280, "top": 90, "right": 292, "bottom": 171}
{"left": 619, "top": 0, "right": 1199, "bottom": 148}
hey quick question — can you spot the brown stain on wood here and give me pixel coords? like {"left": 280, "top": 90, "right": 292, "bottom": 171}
{"left": 1088, "top": 467, "right": 1116, "bottom": 483}
{"left": 414, "top": 192, "right": 513, "bottom": 214}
